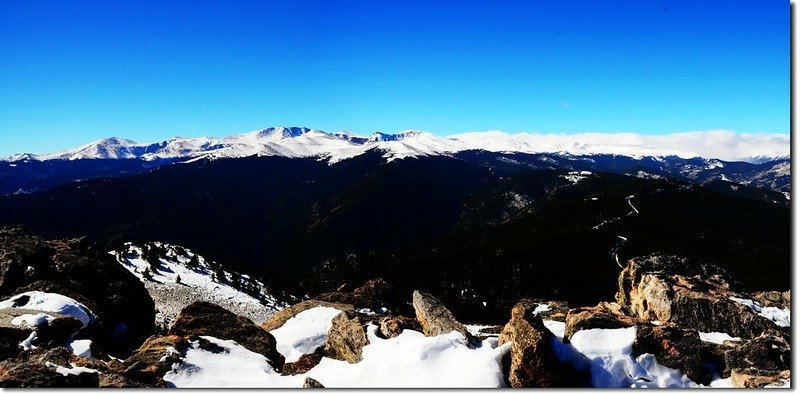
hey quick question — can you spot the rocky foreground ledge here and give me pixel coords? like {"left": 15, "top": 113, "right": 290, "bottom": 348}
{"left": 0, "top": 227, "right": 790, "bottom": 388}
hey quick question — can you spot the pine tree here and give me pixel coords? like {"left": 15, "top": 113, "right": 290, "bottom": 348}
{"left": 215, "top": 268, "right": 227, "bottom": 284}
{"left": 186, "top": 254, "right": 200, "bottom": 270}
{"left": 142, "top": 267, "right": 152, "bottom": 280}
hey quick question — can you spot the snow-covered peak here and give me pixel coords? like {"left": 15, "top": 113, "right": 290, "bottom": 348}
{"left": 4, "top": 127, "right": 789, "bottom": 164}
{"left": 251, "top": 127, "right": 315, "bottom": 140}
{"left": 36, "top": 137, "right": 144, "bottom": 161}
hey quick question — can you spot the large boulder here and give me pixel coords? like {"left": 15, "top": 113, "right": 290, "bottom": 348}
{"left": 316, "top": 278, "right": 406, "bottom": 314}
{"left": 616, "top": 255, "right": 780, "bottom": 339}
{"left": 0, "top": 227, "right": 155, "bottom": 357}
{"left": 563, "top": 302, "right": 641, "bottom": 340}
{"left": 498, "top": 301, "right": 588, "bottom": 388}
{"left": 411, "top": 290, "right": 471, "bottom": 340}
{"left": 323, "top": 312, "right": 369, "bottom": 363}
{"left": 168, "top": 302, "right": 284, "bottom": 370}
{"left": 261, "top": 300, "right": 355, "bottom": 332}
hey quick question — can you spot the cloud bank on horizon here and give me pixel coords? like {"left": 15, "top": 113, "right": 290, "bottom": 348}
{"left": 448, "top": 129, "right": 790, "bottom": 163}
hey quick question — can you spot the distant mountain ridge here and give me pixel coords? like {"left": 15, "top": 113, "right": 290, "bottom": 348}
{"left": 3, "top": 126, "right": 789, "bottom": 164}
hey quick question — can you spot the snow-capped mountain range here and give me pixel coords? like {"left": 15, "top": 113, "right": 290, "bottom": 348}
{"left": 4, "top": 127, "right": 790, "bottom": 164}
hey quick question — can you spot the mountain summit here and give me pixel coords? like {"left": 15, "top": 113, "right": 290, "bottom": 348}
{"left": 3, "top": 127, "right": 790, "bottom": 164}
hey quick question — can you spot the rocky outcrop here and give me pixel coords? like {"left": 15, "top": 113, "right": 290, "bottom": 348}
{"left": 749, "top": 290, "right": 790, "bottom": 310}
{"left": 412, "top": 290, "right": 471, "bottom": 340}
{"left": 168, "top": 302, "right": 284, "bottom": 370}
{"left": 723, "top": 329, "right": 790, "bottom": 387}
{"left": 632, "top": 325, "right": 712, "bottom": 384}
{"left": 534, "top": 300, "right": 570, "bottom": 321}
{"left": 730, "top": 368, "right": 790, "bottom": 388}
{"left": 498, "top": 301, "right": 588, "bottom": 388}
{"left": 261, "top": 300, "right": 355, "bottom": 332}
{"left": 616, "top": 255, "right": 780, "bottom": 339}
{"left": 0, "top": 308, "right": 84, "bottom": 351}
{"left": 563, "top": 302, "right": 641, "bottom": 340}
{"left": 316, "top": 278, "right": 405, "bottom": 314}
{"left": 0, "top": 227, "right": 155, "bottom": 357}
{"left": 323, "top": 312, "right": 369, "bottom": 363}
{"left": 0, "top": 347, "right": 99, "bottom": 388}
{"left": 121, "top": 335, "right": 188, "bottom": 387}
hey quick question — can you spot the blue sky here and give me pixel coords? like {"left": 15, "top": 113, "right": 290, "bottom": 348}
{"left": 0, "top": 0, "right": 789, "bottom": 156}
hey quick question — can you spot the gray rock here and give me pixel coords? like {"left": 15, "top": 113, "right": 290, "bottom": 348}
{"left": 411, "top": 290, "right": 470, "bottom": 339}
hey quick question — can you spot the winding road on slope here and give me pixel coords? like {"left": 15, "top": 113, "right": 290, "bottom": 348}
{"left": 602, "top": 194, "right": 639, "bottom": 268}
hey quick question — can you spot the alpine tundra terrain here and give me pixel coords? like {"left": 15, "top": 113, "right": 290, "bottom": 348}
{"left": 0, "top": 127, "right": 790, "bottom": 387}
{"left": 0, "top": 228, "right": 789, "bottom": 387}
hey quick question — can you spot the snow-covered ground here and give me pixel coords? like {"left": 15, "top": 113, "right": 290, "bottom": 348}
{"left": 114, "top": 242, "right": 284, "bottom": 329}
{"left": 165, "top": 313, "right": 749, "bottom": 389}
{"left": 559, "top": 327, "right": 697, "bottom": 388}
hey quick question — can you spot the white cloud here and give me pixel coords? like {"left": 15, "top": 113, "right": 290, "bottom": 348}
{"left": 447, "top": 130, "right": 789, "bottom": 163}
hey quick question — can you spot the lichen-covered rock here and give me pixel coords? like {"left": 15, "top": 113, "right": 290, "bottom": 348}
{"left": 749, "top": 290, "right": 790, "bottom": 310}
{"left": 412, "top": 290, "right": 471, "bottom": 339}
{"left": 723, "top": 330, "right": 790, "bottom": 379}
{"left": 378, "top": 315, "right": 421, "bottom": 339}
{"left": 563, "top": 302, "right": 641, "bottom": 340}
{"left": 632, "top": 324, "right": 712, "bottom": 384}
{"left": 498, "top": 301, "right": 588, "bottom": 388}
{"left": 169, "top": 302, "right": 284, "bottom": 370}
{"left": 323, "top": 312, "right": 369, "bottom": 363}
{"left": 730, "top": 368, "right": 790, "bottom": 388}
{"left": 282, "top": 347, "right": 324, "bottom": 375}
{"left": 261, "top": 300, "right": 355, "bottom": 332}
{"left": 303, "top": 377, "right": 325, "bottom": 388}
{"left": 0, "top": 347, "right": 99, "bottom": 388}
{"left": 121, "top": 335, "right": 188, "bottom": 387}
{"left": 616, "top": 255, "right": 780, "bottom": 339}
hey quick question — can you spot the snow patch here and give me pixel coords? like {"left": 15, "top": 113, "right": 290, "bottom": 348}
{"left": 0, "top": 291, "right": 95, "bottom": 328}
{"left": 305, "top": 326, "right": 510, "bottom": 387}
{"left": 699, "top": 332, "right": 741, "bottom": 345}
{"left": 562, "top": 171, "right": 592, "bottom": 184}
{"left": 558, "top": 327, "right": 697, "bottom": 388}
{"left": 269, "top": 306, "right": 342, "bottom": 363}
{"left": 729, "top": 297, "right": 790, "bottom": 327}
{"left": 67, "top": 339, "right": 95, "bottom": 359}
